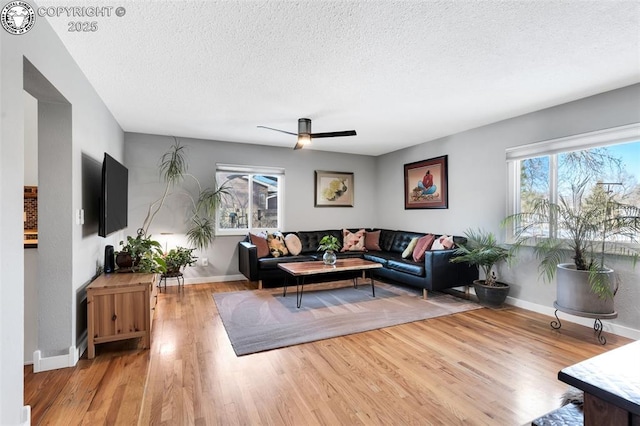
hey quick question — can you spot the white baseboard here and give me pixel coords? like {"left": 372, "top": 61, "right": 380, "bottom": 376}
{"left": 505, "top": 296, "right": 640, "bottom": 341}
{"left": 22, "top": 405, "right": 31, "bottom": 426}
{"left": 32, "top": 345, "right": 78, "bottom": 372}
{"left": 176, "top": 274, "right": 246, "bottom": 286}
{"left": 76, "top": 333, "right": 87, "bottom": 362}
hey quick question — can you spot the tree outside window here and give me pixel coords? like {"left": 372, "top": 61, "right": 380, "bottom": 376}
{"left": 517, "top": 141, "right": 640, "bottom": 243}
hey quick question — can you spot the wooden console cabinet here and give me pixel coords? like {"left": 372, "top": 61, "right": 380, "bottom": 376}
{"left": 87, "top": 272, "right": 158, "bottom": 359}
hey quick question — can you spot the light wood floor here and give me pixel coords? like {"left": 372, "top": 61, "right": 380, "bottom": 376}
{"left": 25, "top": 280, "right": 632, "bottom": 425}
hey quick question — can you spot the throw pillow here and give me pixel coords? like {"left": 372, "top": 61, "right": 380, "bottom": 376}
{"left": 431, "top": 235, "right": 455, "bottom": 250}
{"left": 402, "top": 237, "right": 420, "bottom": 258}
{"left": 249, "top": 233, "right": 270, "bottom": 258}
{"left": 267, "top": 232, "right": 289, "bottom": 258}
{"left": 412, "top": 234, "right": 435, "bottom": 262}
{"left": 284, "top": 233, "right": 302, "bottom": 256}
{"left": 341, "top": 229, "right": 366, "bottom": 252}
{"left": 364, "top": 230, "right": 381, "bottom": 251}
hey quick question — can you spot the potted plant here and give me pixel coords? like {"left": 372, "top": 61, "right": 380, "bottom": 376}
{"left": 451, "top": 228, "right": 515, "bottom": 307}
{"left": 503, "top": 180, "right": 640, "bottom": 314}
{"left": 318, "top": 235, "right": 341, "bottom": 265}
{"left": 116, "top": 230, "right": 164, "bottom": 273}
{"left": 140, "top": 139, "right": 230, "bottom": 250}
{"left": 158, "top": 246, "right": 198, "bottom": 275}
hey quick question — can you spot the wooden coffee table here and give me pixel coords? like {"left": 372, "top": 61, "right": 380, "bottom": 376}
{"left": 278, "top": 258, "right": 383, "bottom": 308}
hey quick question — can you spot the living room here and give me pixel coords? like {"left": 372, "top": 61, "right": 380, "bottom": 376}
{"left": 2, "top": 1, "right": 640, "bottom": 425}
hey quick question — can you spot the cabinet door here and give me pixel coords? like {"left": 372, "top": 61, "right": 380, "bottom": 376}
{"left": 150, "top": 282, "right": 158, "bottom": 328}
{"left": 114, "top": 290, "right": 146, "bottom": 335}
{"left": 93, "top": 294, "right": 117, "bottom": 339}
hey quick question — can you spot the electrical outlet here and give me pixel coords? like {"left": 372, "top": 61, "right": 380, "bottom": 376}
{"left": 201, "top": 257, "right": 209, "bottom": 266}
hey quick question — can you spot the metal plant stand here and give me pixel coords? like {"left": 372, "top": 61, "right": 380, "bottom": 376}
{"left": 551, "top": 302, "right": 618, "bottom": 345}
{"left": 159, "top": 271, "right": 184, "bottom": 292}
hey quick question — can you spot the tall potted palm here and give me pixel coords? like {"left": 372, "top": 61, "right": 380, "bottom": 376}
{"left": 451, "top": 229, "right": 515, "bottom": 307}
{"left": 141, "top": 138, "right": 230, "bottom": 250}
{"left": 503, "top": 181, "right": 640, "bottom": 314}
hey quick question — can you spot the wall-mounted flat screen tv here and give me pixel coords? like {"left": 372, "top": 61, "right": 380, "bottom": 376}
{"left": 99, "top": 153, "right": 128, "bottom": 237}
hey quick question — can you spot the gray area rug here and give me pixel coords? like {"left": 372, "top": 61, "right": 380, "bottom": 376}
{"left": 213, "top": 281, "right": 482, "bottom": 356}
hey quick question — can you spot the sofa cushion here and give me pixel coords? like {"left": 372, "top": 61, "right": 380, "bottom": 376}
{"left": 402, "top": 237, "right": 420, "bottom": 258}
{"left": 249, "top": 233, "right": 270, "bottom": 258}
{"left": 364, "top": 230, "right": 381, "bottom": 251}
{"left": 335, "top": 251, "right": 366, "bottom": 259}
{"left": 297, "top": 230, "right": 341, "bottom": 254}
{"left": 342, "top": 228, "right": 366, "bottom": 252}
{"left": 284, "top": 233, "right": 302, "bottom": 255}
{"left": 365, "top": 251, "right": 403, "bottom": 263}
{"left": 413, "top": 234, "right": 435, "bottom": 262}
{"left": 432, "top": 234, "right": 455, "bottom": 250}
{"left": 378, "top": 229, "right": 397, "bottom": 252}
{"left": 267, "top": 232, "right": 288, "bottom": 257}
{"left": 258, "top": 255, "right": 316, "bottom": 270}
{"left": 386, "top": 259, "right": 425, "bottom": 277}
{"left": 390, "top": 231, "right": 426, "bottom": 253}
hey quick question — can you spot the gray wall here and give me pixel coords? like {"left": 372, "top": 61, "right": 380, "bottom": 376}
{"left": 2, "top": 13, "right": 123, "bottom": 425}
{"left": 24, "top": 92, "right": 38, "bottom": 363}
{"left": 376, "top": 84, "right": 640, "bottom": 334}
{"left": 124, "top": 133, "right": 377, "bottom": 280}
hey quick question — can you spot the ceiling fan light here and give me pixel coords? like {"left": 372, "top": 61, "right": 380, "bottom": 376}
{"left": 297, "top": 133, "right": 311, "bottom": 146}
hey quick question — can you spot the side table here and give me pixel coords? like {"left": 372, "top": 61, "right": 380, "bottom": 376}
{"left": 87, "top": 272, "right": 157, "bottom": 359}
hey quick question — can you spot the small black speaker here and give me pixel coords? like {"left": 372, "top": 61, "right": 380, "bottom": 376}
{"left": 104, "top": 245, "right": 115, "bottom": 273}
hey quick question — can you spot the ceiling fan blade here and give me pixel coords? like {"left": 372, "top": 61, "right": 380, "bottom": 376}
{"left": 293, "top": 140, "right": 304, "bottom": 150}
{"left": 310, "top": 130, "right": 357, "bottom": 138}
{"left": 257, "top": 125, "right": 297, "bottom": 136}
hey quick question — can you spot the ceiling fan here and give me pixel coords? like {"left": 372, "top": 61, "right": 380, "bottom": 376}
{"left": 258, "top": 118, "right": 357, "bottom": 150}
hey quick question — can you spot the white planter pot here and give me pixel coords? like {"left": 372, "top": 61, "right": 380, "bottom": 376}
{"left": 556, "top": 263, "right": 615, "bottom": 315}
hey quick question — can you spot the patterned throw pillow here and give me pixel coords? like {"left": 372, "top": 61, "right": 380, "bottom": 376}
{"left": 431, "top": 235, "right": 455, "bottom": 250}
{"left": 412, "top": 234, "right": 435, "bottom": 262}
{"left": 365, "top": 230, "right": 381, "bottom": 251}
{"left": 341, "top": 229, "right": 366, "bottom": 252}
{"left": 402, "top": 237, "right": 420, "bottom": 258}
{"left": 249, "top": 233, "right": 270, "bottom": 258}
{"left": 267, "top": 232, "right": 289, "bottom": 258}
{"left": 284, "top": 233, "right": 302, "bottom": 256}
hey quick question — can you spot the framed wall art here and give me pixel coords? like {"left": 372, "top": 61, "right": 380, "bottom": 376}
{"left": 314, "top": 171, "right": 354, "bottom": 207}
{"left": 404, "top": 155, "right": 448, "bottom": 209}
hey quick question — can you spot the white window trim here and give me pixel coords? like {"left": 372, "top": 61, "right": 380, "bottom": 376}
{"left": 215, "top": 164, "right": 285, "bottom": 236}
{"left": 505, "top": 123, "right": 640, "bottom": 161}
{"left": 505, "top": 123, "right": 640, "bottom": 241}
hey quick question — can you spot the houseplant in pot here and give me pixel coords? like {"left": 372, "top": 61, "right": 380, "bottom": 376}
{"left": 158, "top": 246, "right": 198, "bottom": 275}
{"left": 503, "top": 180, "right": 640, "bottom": 315}
{"left": 116, "top": 229, "right": 164, "bottom": 273}
{"left": 451, "top": 228, "right": 515, "bottom": 307}
{"left": 318, "top": 235, "right": 341, "bottom": 265}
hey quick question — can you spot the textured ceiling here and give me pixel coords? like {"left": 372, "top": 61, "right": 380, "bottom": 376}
{"left": 37, "top": 0, "right": 640, "bottom": 156}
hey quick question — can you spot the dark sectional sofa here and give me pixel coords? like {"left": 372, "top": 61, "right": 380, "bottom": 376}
{"left": 238, "top": 229, "right": 478, "bottom": 297}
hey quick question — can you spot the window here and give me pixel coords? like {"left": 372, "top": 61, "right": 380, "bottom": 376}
{"left": 506, "top": 124, "right": 640, "bottom": 242}
{"left": 216, "top": 164, "right": 284, "bottom": 234}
